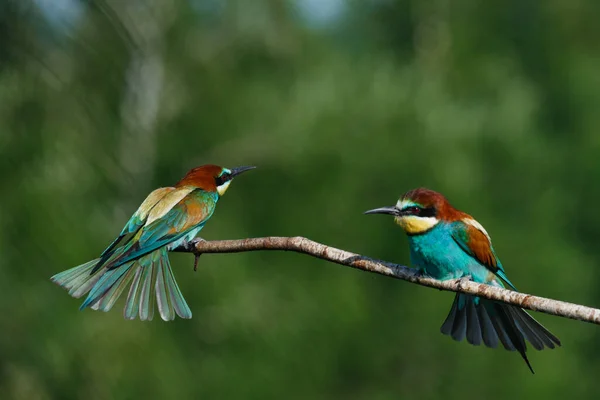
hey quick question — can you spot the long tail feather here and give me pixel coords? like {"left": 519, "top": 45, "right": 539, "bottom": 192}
{"left": 138, "top": 256, "right": 156, "bottom": 321}
{"left": 476, "top": 302, "right": 499, "bottom": 348}
{"left": 91, "top": 262, "right": 137, "bottom": 312}
{"left": 513, "top": 308, "right": 560, "bottom": 349}
{"left": 441, "top": 293, "right": 560, "bottom": 374}
{"left": 509, "top": 307, "right": 545, "bottom": 350}
{"left": 466, "top": 297, "right": 482, "bottom": 346}
{"left": 51, "top": 259, "right": 101, "bottom": 298}
{"left": 155, "top": 256, "right": 175, "bottom": 321}
{"left": 153, "top": 249, "right": 192, "bottom": 320}
{"left": 491, "top": 302, "right": 533, "bottom": 373}
{"left": 81, "top": 265, "right": 131, "bottom": 310}
{"left": 124, "top": 265, "right": 144, "bottom": 320}
{"left": 164, "top": 254, "right": 192, "bottom": 319}
{"left": 52, "top": 248, "right": 192, "bottom": 321}
{"left": 487, "top": 304, "right": 517, "bottom": 352}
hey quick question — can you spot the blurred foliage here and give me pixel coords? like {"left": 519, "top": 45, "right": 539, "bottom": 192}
{"left": 2, "top": 0, "right": 600, "bottom": 399}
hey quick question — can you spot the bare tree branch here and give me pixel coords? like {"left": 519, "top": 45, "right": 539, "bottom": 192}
{"left": 173, "top": 236, "right": 600, "bottom": 325}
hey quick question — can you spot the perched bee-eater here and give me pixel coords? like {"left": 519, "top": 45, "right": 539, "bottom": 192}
{"left": 365, "top": 188, "right": 560, "bottom": 373}
{"left": 51, "top": 164, "right": 255, "bottom": 321}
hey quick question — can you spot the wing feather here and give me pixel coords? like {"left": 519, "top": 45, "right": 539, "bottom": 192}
{"left": 92, "top": 187, "right": 178, "bottom": 273}
{"left": 145, "top": 187, "right": 196, "bottom": 225}
{"left": 122, "top": 187, "right": 177, "bottom": 233}
{"left": 451, "top": 218, "right": 516, "bottom": 289}
{"left": 108, "top": 190, "right": 218, "bottom": 268}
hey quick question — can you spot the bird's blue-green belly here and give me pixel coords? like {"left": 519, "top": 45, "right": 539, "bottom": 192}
{"left": 407, "top": 224, "right": 492, "bottom": 283}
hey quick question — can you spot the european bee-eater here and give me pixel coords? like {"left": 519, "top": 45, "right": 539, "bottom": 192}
{"left": 51, "top": 164, "right": 255, "bottom": 321}
{"left": 365, "top": 188, "right": 560, "bottom": 373}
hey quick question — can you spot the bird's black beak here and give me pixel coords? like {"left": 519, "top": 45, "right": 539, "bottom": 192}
{"left": 229, "top": 165, "right": 256, "bottom": 178}
{"left": 364, "top": 206, "right": 400, "bottom": 216}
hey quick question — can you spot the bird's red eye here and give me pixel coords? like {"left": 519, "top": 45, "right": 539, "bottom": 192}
{"left": 410, "top": 207, "right": 420, "bottom": 215}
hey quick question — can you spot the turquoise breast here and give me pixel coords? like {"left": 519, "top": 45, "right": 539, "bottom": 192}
{"left": 407, "top": 223, "right": 490, "bottom": 283}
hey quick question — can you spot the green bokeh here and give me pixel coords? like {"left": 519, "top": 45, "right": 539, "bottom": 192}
{"left": 2, "top": 1, "right": 600, "bottom": 399}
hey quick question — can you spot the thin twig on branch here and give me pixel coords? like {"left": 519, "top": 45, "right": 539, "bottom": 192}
{"left": 173, "top": 236, "right": 600, "bottom": 325}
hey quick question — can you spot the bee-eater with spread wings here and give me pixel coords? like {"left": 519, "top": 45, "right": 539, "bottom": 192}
{"left": 51, "top": 164, "right": 255, "bottom": 321}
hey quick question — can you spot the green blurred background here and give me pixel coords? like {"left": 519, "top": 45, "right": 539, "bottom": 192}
{"left": 2, "top": 0, "right": 600, "bottom": 399}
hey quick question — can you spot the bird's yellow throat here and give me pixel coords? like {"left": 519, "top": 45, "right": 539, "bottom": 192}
{"left": 395, "top": 215, "right": 439, "bottom": 235}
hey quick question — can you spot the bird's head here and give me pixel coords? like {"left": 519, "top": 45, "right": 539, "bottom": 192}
{"left": 365, "top": 187, "right": 452, "bottom": 235}
{"left": 176, "top": 164, "right": 256, "bottom": 195}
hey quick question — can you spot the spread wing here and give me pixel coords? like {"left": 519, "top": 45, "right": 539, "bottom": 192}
{"left": 98, "top": 187, "right": 177, "bottom": 258}
{"left": 122, "top": 187, "right": 179, "bottom": 235}
{"left": 107, "top": 189, "right": 219, "bottom": 268}
{"left": 92, "top": 187, "right": 180, "bottom": 273}
{"left": 450, "top": 218, "right": 516, "bottom": 290}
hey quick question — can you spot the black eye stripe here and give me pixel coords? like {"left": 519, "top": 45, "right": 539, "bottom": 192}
{"left": 215, "top": 174, "right": 230, "bottom": 186}
{"left": 420, "top": 207, "right": 436, "bottom": 217}
{"left": 402, "top": 206, "right": 436, "bottom": 217}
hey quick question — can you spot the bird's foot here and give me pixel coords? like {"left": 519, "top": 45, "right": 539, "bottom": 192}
{"left": 454, "top": 275, "right": 472, "bottom": 290}
{"left": 185, "top": 237, "right": 206, "bottom": 272}
{"left": 412, "top": 268, "right": 426, "bottom": 278}
{"left": 193, "top": 253, "right": 201, "bottom": 272}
